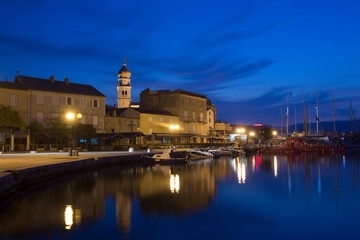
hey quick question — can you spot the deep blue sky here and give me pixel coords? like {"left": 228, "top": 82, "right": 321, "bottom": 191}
{"left": 0, "top": 0, "right": 359, "bottom": 126}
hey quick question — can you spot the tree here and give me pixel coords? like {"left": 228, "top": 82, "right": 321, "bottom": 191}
{"left": 0, "top": 104, "right": 26, "bottom": 132}
{"left": 74, "top": 123, "right": 96, "bottom": 148}
{"left": 48, "top": 118, "right": 68, "bottom": 148}
{"left": 28, "top": 120, "right": 46, "bottom": 144}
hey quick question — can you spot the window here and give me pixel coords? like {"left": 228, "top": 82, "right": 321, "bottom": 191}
{"left": 192, "top": 100, "right": 195, "bottom": 107}
{"left": 200, "top": 125, "right": 203, "bottom": 132}
{"left": 122, "top": 91, "right": 124, "bottom": 96}
{"left": 92, "top": 99, "right": 98, "bottom": 108}
{"left": 149, "top": 128, "right": 153, "bottom": 135}
{"left": 37, "top": 94, "right": 44, "bottom": 104}
{"left": 66, "top": 97, "right": 72, "bottom": 106}
{"left": 149, "top": 116, "right": 153, "bottom": 122}
{"left": 52, "top": 113, "right": 59, "bottom": 119}
{"left": 200, "top": 113, "right": 203, "bottom": 122}
{"left": 184, "top": 111, "right": 188, "bottom": 120}
{"left": 80, "top": 98, "right": 85, "bottom": 108}
{"left": 183, "top": 98, "right": 188, "bottom": 105}
{"left": 169, "top": 118, "right": 173, "bottom": 123}
{"left": 93, "top": 116, "right": 98, "bottom": 126}
{"left": 192, "top": 124, "right": 196, "bottom": 133}
{"left": 125, "top": 91, "right": 127, "bottom": 96}
{"left": 36, "top": 112, "right": 44, "bottom": 124}
{"left": 192, "top": 111, "right": 195, "bottom": 120}
{"left": 10, "top": 95, "right": 17, "bottom": 106}
{"left": 200, "top": 102, "right": 203, "bottom": 107}
{"left": 160, "top": 117, "right": 163, "bottom": 122}
{"left": 80, "top": 116, "right": 85, "bottom": 124}
{"left": 52, "top": 96, "right": 59, "bottom": 105}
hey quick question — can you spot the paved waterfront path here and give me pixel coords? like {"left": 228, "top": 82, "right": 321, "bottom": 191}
{"left": 0, "top": 151, "right": 147, "bottom": 173}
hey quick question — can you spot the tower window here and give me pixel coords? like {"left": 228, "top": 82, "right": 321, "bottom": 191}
{"left": 125, "top": 91, "right": 127, "bottom": 96}
{"left": 122, "top": 91, "right": 124, "bottom": 96}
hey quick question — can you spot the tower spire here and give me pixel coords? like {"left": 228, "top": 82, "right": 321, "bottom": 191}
{"left": 123, "top": 58, "right": 126, "bottom": 65}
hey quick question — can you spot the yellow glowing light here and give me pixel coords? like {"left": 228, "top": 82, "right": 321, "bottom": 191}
{"left": 272, "top": 131, "right": 278, "bottom": 136}
{"left": 170, "top": 174, "right": 180, "bottom": 193}
{"left": 66, "top": 112, "right": 75, "bottom": 120}
{"left": 249, "top": 132, "right": 255, "bottom": 136}
{"left": 170, "top": 125, "right": 179, "bottom": 130}
{"left": 76, "top": 113, "right": 83, "bottom": 119}
{"left": 237, "top": 162, "right": 246, "bottom": 184}
{"left": 64, "top": 205, "right": 73, "bottom": 230}
{"left": 236, "top": 128, "right": 245, "bottom": 134}
{"left": 274, "top": 156, "right": 278, "bottom": 178}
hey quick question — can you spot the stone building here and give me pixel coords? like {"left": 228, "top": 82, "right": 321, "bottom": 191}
{"left": 139, "top": 88, "right": 211, "bottom": 136}
{"left": 0, "top": 75, "right": 106, "bottom": 132}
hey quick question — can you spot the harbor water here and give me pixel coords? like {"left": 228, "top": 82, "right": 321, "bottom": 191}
{"left": 1, "top": 152, "right": 360, "bottom": 239}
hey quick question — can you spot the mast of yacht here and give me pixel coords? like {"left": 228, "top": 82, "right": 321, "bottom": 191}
{"left": 286, "top": 92, "right": 289, "bottom": 135}
{"left": 303, "top": 92, "right": 308, "bottom": 135}
{"left": 316, "top": 92, "right": 319, "bottom": 135}
{"left": 309, "top": 107, "right": 311, "bottom": 133}
{"left": 331, "top": 90, "right": 336, "bottom": 133}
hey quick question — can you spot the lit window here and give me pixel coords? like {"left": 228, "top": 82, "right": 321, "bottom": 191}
{"left": 10, "top": 95, "right": 17, "bottom": 106}
{"left": 192, "top": 111, "right": 195, "bottom": 120}
{"left": 149, "top": 128, "right": 153, "bottom": 135}
{"left": 169, "top": 118, "right": 173, "bottom": 123}
{"left": 200, "top": 113, "right": 203, "bottom": 122}
{"left": 184, "top": 111, "right": 188, "bottom": 119}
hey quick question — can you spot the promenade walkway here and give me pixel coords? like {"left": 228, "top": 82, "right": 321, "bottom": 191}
{"left": 0, "top": 151, "right": 147, "bottom": 173}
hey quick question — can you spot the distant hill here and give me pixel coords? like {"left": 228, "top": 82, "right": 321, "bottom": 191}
{"left": 278, "top": 120, "right": 358, "bottom": 133}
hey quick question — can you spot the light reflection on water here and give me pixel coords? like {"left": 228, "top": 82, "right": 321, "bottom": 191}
{"left": 1, "top": 152, "right": 360, "bottom": 239}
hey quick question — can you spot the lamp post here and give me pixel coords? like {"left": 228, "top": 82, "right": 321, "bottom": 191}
{"left": 66, "top": 112, "right": 82, "bottom": 153}
{"left": 169, "top": 124, "right": 179, "bottom": 145}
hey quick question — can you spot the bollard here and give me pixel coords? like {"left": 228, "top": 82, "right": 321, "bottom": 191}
{"left": 147, "top": 148, "right": 151, "bottom": 153}
{"left": 68, "top": 149, "right": 73, "bottom": 156}
{"left": 129, "top": 147, "right": 134, "bottom": 152}
{"left": 72, "top": 150, "right": 79, "bottom": 156}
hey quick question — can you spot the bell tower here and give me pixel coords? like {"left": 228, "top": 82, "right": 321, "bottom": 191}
{"left": 117, "top": 58, "right": 132, "bottom": 108}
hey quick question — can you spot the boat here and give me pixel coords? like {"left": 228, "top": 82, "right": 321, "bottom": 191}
{"left": 342, "top": 135, "right": 360, "bottom": 149}
{"left": 142, "top": 149, "right": 188, "bottom": 164}
{"left": 187, "top": 150, "right": 214, "bottom": 159}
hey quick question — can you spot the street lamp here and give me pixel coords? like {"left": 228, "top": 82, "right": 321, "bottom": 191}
{"left": 169, "top": 124, "right": 179, "bottom": 145}
{"left": 272, "top": 130, "right": 278, "bottom": 136}
{"left": 249, "top": 131, "right": 255, "bottom": 137}
{"left": 66, "top": 112, "right": 82, "bottom": 152}
{"left": 236, "top": 128, "right": 245, "bottom": 134}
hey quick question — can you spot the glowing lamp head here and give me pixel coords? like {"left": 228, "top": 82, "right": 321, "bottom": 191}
{"left": 249, "top": 132, "right": 255, "bottom": 136}
{"left": 76, "top": 113, "right": 83, "bottom": 119}
{"left": 66, "top": 112, "right": 75, "bottom": 120}
{"left": 237, "top": 128, "right": 245, "bottom": 133}
{"left": 272, "top": 131, "right": 278, "bottom": 136}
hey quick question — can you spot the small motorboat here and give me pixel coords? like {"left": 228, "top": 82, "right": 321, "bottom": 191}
{"left": 142, "top": 149, "right": 188, "bottom": 165}
{"left": 187, "top": 150, "right": 214, "bottom": 160}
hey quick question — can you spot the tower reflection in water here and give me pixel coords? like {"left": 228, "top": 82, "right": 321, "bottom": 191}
{"left": 0, "top": 152, "right": 359, "bottom": 239}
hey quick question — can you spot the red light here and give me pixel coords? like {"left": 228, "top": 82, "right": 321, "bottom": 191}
{"left": 254, "top": 123, "right": 263, "bottom": 127}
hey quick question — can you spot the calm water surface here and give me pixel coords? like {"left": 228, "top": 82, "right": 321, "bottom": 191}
{"left": 1, "top": 152, "right": 360, "bottom": 240}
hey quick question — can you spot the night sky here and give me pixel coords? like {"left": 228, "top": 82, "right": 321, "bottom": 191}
{"left": 0, "top": 0, "right": 359, "bottom": 126}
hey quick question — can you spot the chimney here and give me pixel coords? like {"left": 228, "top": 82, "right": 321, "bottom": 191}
{"left": 64, "top": 77, "right": 69, "bottom": 85}
{"left": 50, "top": 75, "right": 55, "bottom": 83}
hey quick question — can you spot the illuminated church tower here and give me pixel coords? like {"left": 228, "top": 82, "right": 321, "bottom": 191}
{"left": 117, "top": 58, "right": 132, "bottom": 108}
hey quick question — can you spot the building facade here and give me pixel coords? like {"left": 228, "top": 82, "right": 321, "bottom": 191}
{"left": 139, "top": 89, "right": 211, "bottom": 136}
{"left": 0, "top": 75, "right": 106, "bottom": 133}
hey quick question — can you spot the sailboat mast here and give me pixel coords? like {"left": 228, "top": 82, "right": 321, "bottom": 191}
{"left": 316, "top": 92, "right": 319, "bottom": 135}
{"left": 286, "top": 92, "right": 289, "bottom": 135}
{"left": 331, "top": 90, "right": 336, "bottom": 133}
{"left": 303, "top": 92, "right": 308, "bottom": 135}
{"left": 309, "top": 107, "right": 311, "bottom": 133}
